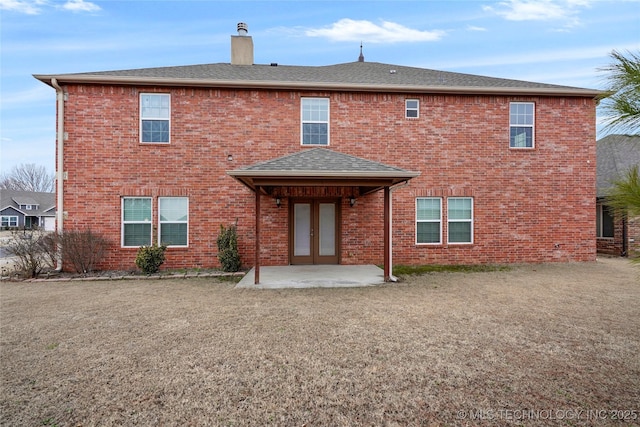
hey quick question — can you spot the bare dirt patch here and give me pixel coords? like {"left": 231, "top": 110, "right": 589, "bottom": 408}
{"left": 1, "top": 258, "right": 639, "bottom": 426}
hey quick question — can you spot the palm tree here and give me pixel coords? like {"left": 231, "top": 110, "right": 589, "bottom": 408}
{"left": 600, "top": 50, "right": 640, "bottom": 261}
{"left": 598, "top": 50, "right": 640, "bottom": 133}
{"left": 607, "top": 165, "right": 640, "bottom": 218}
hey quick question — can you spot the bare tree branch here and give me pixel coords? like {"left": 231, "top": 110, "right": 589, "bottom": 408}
{"left": 0, "top": 163, "right": 55, "bottom": 192}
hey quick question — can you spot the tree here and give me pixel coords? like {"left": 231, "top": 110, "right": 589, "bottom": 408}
{"left": 0, "top": 163, "right": 55, "bottom": 192}
{"left": 606, "top": 165, "right": 640, "bottom": 261}
{"left": 599, "top": 50, "right": 640, "bottom": 261}
{"left": 598, "top": 49, "right": 640, "bottom": 134}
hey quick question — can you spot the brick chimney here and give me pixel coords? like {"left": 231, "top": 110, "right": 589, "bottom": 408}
{"left": 231, "top": 22, "right": 253, "bottom": 65}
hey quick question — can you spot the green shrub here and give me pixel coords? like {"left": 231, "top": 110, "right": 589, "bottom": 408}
{"left": 217, "top": 223, "right": 241, "bottom": 272}
{"left": 135, "top": 244, "right": 167, "bottom": 274}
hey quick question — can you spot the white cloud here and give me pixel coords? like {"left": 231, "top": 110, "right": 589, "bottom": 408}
{"left": 467, "top": 25, "right": 488, "bottom": 32}
{"left": 305, "top": 19, "right": 445, "bottom": 44}
{"left": 60, "top": 0, "right": 100, "bottom": 13}
{"left": 0, "top": 0, "right": 45, "bottom": 14}
{"left": 483, "top": 0, "right": 592, "bottom": 27}
{"left": 0, "top": 0, "right": 99, "bottom": 14}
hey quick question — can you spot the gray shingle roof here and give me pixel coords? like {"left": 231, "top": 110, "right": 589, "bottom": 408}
{"left": 0, "top": 190, "right": 56, "bottom": 216}
{"left": 35, "top": 61, "right": 601, "bottom": 97}
{"left": 238, "top": 147, "right": 413, "bottom": 174}
{"left": 596, "top": 134, "right": 640, "bottom": 197}
{"left": 228, "top": 148, "right": 419, "bottom": 194}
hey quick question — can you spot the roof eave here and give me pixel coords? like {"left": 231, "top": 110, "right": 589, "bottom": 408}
{"left": 227, "top": 170, "right": 420, "bottom": 178}
{"left": 33, "top": 74, "right": 603, "bottom": 98}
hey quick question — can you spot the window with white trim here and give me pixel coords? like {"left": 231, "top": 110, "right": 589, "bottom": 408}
{"left": 416, "top": 198, "right": 441, "bottom": 244}
{"left": 1, "top": 216, "right": 18, "bottom": 228}
{"left": 447, "top": 197, "right": 473, "bottom": 244}
{"left": 406, "top": 99, "right": 419, "bottom": 118}
{"left": 122, "top": 197, "right": 152, "bottom": 247}
{"left": 509, "top": 102, "right": 534, "bottom": 148}
{"left": 301, "top": 98, "right": 329, "bottom": 145}
{"left": 596, "top": 203, "right": 614, "bottom": 238}
{"left": 159, "top": 197, "right": 188, "bottom": 246}
{"left": 140, "top": 93, "right": 170, "bottom": 143}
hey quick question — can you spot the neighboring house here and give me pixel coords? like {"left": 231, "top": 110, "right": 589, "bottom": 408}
{"left": 596, "top": 134, "right": 640, "bottom": 257}
{"left": 34, "top": 24, "right": 601, "bottom": 280}
{"left": 0, "top": 189, "right": 56, "bottom": 231}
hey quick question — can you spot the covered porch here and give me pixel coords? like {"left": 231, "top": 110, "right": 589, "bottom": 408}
{"left": 228, "top": 148, "right": 419, "bottom": 284}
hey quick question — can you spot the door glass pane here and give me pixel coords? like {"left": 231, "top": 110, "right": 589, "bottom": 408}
{"left": 294, "top": 204, "right": 311, "bottom": 256}
{"left": 319, "top": 203, "right": 335, "bottom": 256}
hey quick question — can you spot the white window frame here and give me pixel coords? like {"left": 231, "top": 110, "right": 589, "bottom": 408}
{"left": 140, "top": 93, "right": 171, "bottom": 144}
{"left": 447, "top": 197, "right": 474, "bottom": 244}
{"left": 121, "top": 197, "right": 152, "bottom": 247}
{"left": 416, "top": 197, "right": 441, "bottom": 245}
{"left": 158, "top": 197, "right": 189, "bottom": 247}
{"left": 1, "top": 216, "right": 18, "bottom": 228}
{"left": 509, "top": 102, "right": 535, "bottom": 149}
{"left": 301, "top": 97, "right": 330, "bottom": 146}
{"left": 406, "top": 99, "right": 419, "bottom": 118}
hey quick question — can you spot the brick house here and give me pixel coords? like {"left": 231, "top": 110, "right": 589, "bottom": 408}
{"left": 34, "top": 24, "right": 601, "bottom": 280}
{"left": 596, "top": 134, "right": 640, "bottom": 257}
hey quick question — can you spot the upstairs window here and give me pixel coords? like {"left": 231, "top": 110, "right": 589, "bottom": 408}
{"left": 140, "top": 94, "right": 170, "bottom": 143}
{"left": 406, "top": 99, "right": 419, "bottom": 118}
{"left": 509, "top": 102, "right": 534, "bottom": 148}
{"left": 122, "top": 197, "right": 152, "bottom": 247}
{"left": 301, "top": 98, "right": 329, "bottom": 145}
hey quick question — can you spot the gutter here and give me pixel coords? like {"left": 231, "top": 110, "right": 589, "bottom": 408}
{"left": 33, "top": 75, "right": 604, "bottom": 98}
{"left": 50, "top": 78, "right": 64, "bottom": 272}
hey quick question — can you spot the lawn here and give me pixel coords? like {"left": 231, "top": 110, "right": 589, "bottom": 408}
{"left": 1, "top": 258, "right": 639, "bottom": 426}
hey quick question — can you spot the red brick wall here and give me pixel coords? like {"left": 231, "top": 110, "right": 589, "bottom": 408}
{"left": 598, "top": 215, "right": 640, "bottom": 257}
{"left": 59, "top": 85, "right": 597, "bottom": 271}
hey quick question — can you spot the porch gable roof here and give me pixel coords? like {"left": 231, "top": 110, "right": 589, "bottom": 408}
{"left": 228, "top": 148, "right": 419, "bottom": 195}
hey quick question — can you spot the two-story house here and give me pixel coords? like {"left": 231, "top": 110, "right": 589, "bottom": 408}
{"left": 34, "top": 24, "right": 601, "bottom": 281}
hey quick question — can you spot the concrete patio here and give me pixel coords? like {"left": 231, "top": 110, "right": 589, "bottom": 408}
{"left": 236, "top": 264, "right": 387, "bottom": 289}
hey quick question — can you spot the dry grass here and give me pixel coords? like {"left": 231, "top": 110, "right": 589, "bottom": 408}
{"left": 1, "top": 258, "right": 639, "bottom": 426}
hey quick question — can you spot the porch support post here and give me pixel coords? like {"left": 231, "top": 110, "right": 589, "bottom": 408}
{"left": 255, "top": 186, "right": 261, "bottom": 284}
{"left": 383, "top": 186, "right": 391, "bottom": 281}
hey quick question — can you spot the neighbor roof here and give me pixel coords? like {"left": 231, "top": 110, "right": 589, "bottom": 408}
{"left": 34, "top": 61, "right": 601, "bottom": 97}
{"left": 0, "top": 190, "right": 56, "bottom": 216}
{"left": 596, "top": 134, "right": 640, "bottom": 197}
{"left": 228, "top": 148, "right": 419, "bottom": 195}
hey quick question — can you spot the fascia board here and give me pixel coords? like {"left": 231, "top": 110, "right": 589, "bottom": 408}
{"left": 34, "top": 74, "right": 603, "bottom": 98}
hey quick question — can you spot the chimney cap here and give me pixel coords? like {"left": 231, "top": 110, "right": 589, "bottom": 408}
{"left": 237, "top": 22, "right": 248, "bottom": 36}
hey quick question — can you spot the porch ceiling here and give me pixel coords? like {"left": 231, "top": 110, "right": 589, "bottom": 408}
{"left": 227, "top": 148, "right": 420, "bottom": 195}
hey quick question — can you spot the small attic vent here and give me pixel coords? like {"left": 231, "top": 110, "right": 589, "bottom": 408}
{"left": 270, "top": 63, "right": 278, "bottom": 66}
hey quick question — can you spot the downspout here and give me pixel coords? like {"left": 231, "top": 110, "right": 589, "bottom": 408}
{"left": 387, "top": 180, "right": 410, "bottom": 282}
{"left": 51, "top": 78, "right": 64, "bottom": 272}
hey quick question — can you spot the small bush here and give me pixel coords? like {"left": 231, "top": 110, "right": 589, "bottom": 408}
{"left": 135, "top": 244, "right": 167, "bottom": 274}
{"left": 217, "top": 223, "right": 241, "bottom": 272}
{"left": 5, "top": 229, "right": 55, "bottom": 278}
{"left": 55, "top": 228, "right": 109, "bottom": 274}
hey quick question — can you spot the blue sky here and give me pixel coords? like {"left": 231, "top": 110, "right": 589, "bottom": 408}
{"left": 1, "top": 0, "right": 639, "bottom": 176}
